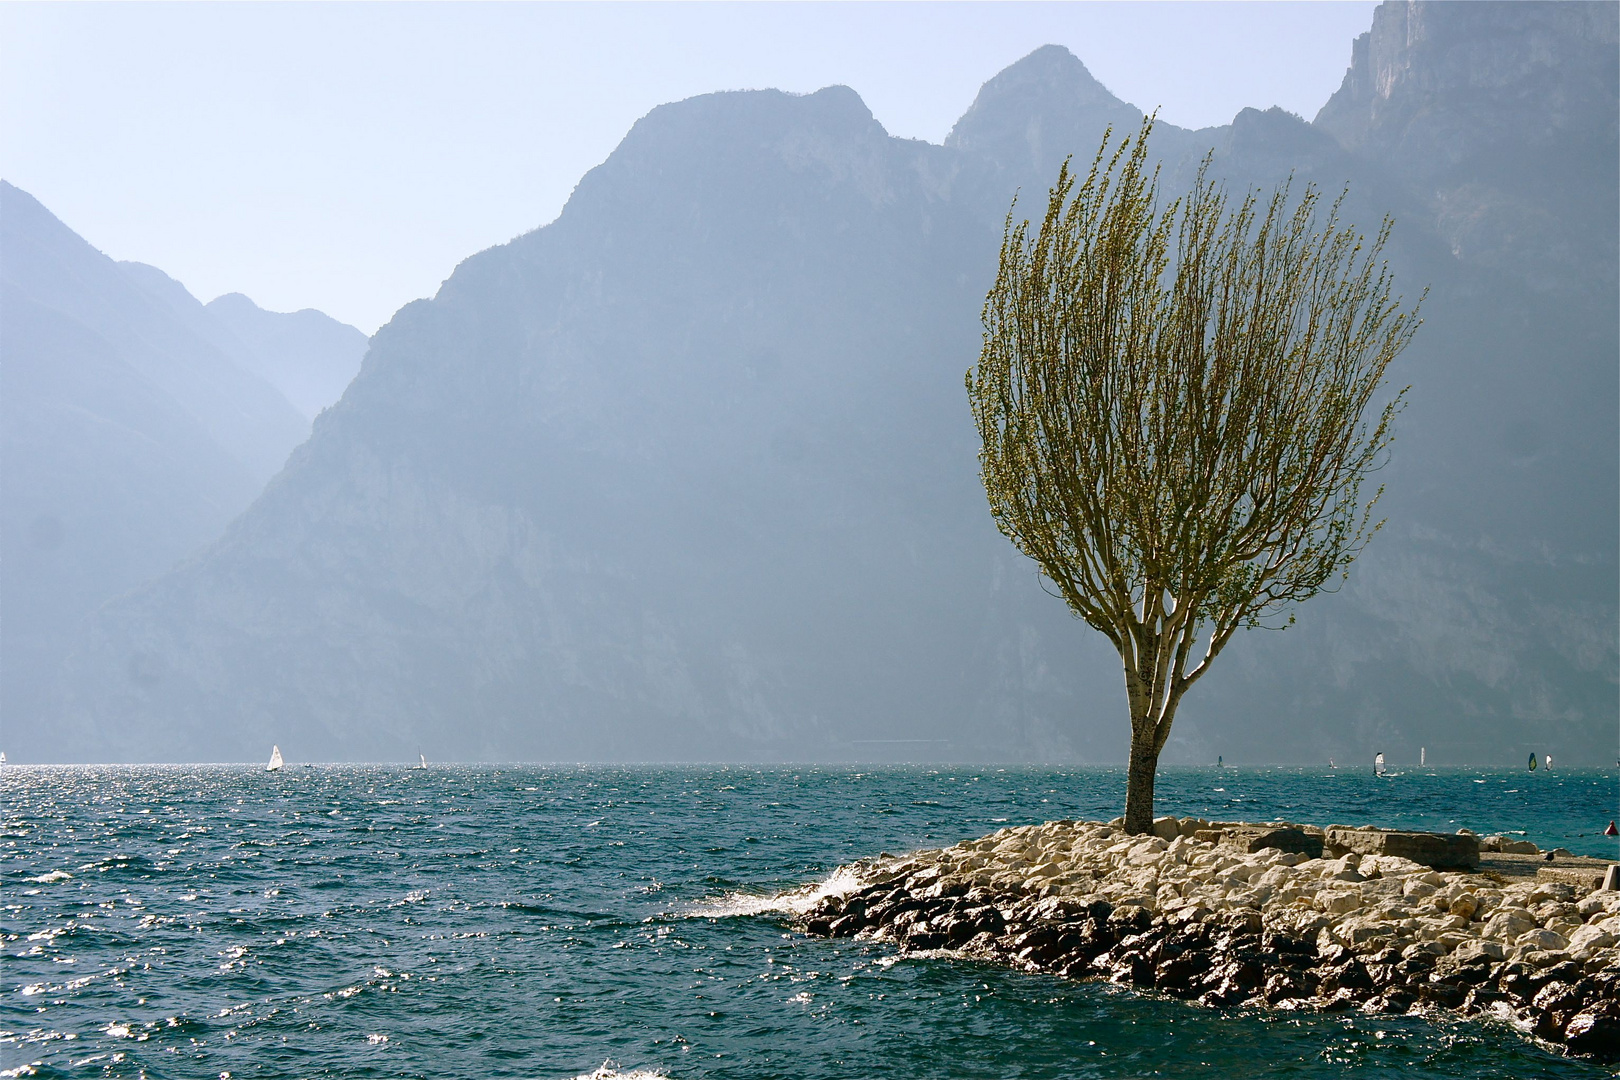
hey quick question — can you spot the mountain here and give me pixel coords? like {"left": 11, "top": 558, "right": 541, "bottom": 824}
{"left": 0, "top": 183, "right": 365, "bottom": 755}
{"left": 47, "top": 88, "right": 1039, "bottom": 763}
{"left": 205, "top": 293, "right": 369, "bottom": 420}
{"left": 1, "top": 184, "right": 310, "bottom": 481}
{"left": 1185, "top": 0, "right": 1619, "bottom": 764}
{"left": 40, "top": 0, "right": 1620, "bottom": 765}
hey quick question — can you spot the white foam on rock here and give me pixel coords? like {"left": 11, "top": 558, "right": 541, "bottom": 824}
{"left": 687, "top": 865, "right": 868, "bottom": 919}
{"left": 570, "top": 1064, "right": 667, "bottom": 1080}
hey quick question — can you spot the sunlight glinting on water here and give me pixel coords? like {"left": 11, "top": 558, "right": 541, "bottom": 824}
{"left": 1, "top": 764, "right": 1613, "bottom": 1079}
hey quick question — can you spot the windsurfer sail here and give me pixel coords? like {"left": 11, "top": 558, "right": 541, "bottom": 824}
{"left": 267, "top": 745, "right": 284, "bottom": 772}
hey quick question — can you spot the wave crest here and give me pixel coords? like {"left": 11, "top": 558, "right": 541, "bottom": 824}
{"left": 571, "top": 1063, "right": 667, "bottom": 1080}
{"left": 686, "top": 865, "right": 867, "bottom": 919}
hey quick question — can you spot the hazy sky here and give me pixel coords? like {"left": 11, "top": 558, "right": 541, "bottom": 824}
{"left": 3, "top": 2, "right": 1376, "bottom": 334}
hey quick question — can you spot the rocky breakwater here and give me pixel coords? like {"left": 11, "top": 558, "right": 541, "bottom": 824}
{"left": 799, "top": 819, "right": 1620, "bottom": 1062}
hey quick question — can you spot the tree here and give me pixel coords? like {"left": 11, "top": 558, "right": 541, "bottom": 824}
{"left": 966, "top": 118, "right": 1422, "bottom": 834}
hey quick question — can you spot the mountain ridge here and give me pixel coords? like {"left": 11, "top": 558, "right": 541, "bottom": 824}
{"left": 0, "top": 183, "right": 369, "bottom": 751}
{"left": 25, "top": 1, "right": 1619, "bottom": 765}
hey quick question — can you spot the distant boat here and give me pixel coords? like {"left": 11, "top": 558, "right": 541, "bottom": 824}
{"left": 1545, "top": 754, "right": 1553, "bottom": 770}
{"left": 267, "top": 745, "right": 284, "bottom": 772}
{"left": 1529, "top": 752, "right": 1538, "bottom": 771}
{"left": 1420, "top": 747, "right": 1426, "bottom": 767}
{"left": 417, "top": 754, "right": 428, "bottom": 769}
{"left": 1374, "top": 752, "right": 1386, "bottom": 776}
{"left": 0, "top": 751, "right": 7, "bottom": 766}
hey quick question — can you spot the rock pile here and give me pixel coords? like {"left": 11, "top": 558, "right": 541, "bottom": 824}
{"left": 798, "top": 818, "right": 1620, "bottom": 1062}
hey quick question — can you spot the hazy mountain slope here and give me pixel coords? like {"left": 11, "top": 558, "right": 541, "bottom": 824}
{"left": 0, "top": 291, "right": 265, "bottom": 746}
{"left": 0, "top": 184, "right": 309, "bottom": 480}
{"left": 59, "top": 86, "right": 1107, "bottom": 763}
{"left": 205, "top": 293, "right": 369, "bottom": 419}
{"left": 0, "top": 183, "right": 315, "bottom": 757}
{"left": 1182, "top": 0, "right": 1619, "bottom": 764}
{"left": 1315, "top": 0, "right": 1619, "bottom": 300}
{"left": 49, "top": 1, "right": 1618, "bottom": 765}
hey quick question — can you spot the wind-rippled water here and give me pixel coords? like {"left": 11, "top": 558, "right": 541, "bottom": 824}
{"left": 3, "top": 764, "right": 1616, "bottom": 1079}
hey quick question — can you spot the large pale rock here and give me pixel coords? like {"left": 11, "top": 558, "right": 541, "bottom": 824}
{"left": 1358, "top": 855, "right": 1430, "bottom": 877}
{"left": 1404, "top": 940, "right": 1447, "bottom": 958}
{"left": 1403, "top": 878, "right": 1439, "bottom": 901}
{"left": 1451, "top": 938, "right": 1507, "bottom": 963}
{"left": 1447, "top": 893, "right": 1480, "bottom": 919}
{"left": 1318, "top": 890, "right": 1363, "bottom": 915}
{"left": 1526, "top": 882, "right": 1575, "bottom": 905}
{"left": 1517, "top": 927, "right": 1570, "bottom": 951}
{"left": 1485, "top": 908, "right": 1537, "bottom": 941}
{"left": 1324, "top": 827, "right": 1480, "bottom": 869}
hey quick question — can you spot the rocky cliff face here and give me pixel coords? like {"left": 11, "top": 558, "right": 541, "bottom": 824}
{"left": 37, "top": 2, "right": 1620, "bottom": 765}
{"left": 1193, "top": 0, "right": 1619, "bottom": 763}
{"left": 1316, "top": 0, "right": 1619, "bottom": 292}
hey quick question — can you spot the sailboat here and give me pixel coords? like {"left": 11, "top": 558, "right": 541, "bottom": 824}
{"left": 1374, "top": 752, "right": 1386, "bottom": 776}
{"left": 1420, "top": 747, "right": 1426, "bottom": 767}
{"left": 417, "top": 754, "right": 428, "bottom": 769}
{"left": 266, "top": 745, "right": 284, "bottom": 772}
{"left": 0, "top": 751, "right": 7, "bottom": 766}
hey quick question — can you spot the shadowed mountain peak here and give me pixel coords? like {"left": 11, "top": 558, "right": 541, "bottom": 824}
{"left": 946, "top": 44, "right": 1138, "bottom": 153}
{"left": 944, "top": 45, "right": 1212, "bottom": 199}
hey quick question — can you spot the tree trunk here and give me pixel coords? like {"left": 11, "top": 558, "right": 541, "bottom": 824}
{"left": 1123, "top": 725, "right": 1160, "bottom": 834}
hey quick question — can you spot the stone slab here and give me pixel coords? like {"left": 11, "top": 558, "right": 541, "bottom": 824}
{"left": 1324, "top": 827, "right": 1479, "bottom": 869}
{"left": 1537, "top": 865, "right": 1612, "bottom": 891}
{"left": 1471, "top": 852, "right": 1611, "bottom": 886}
{"left": 1218, "top": 826, "right": 1324, "bottom": 859}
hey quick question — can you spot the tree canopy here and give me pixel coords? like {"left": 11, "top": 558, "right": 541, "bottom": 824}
{"left": 967, "top": 118, "right": 1422, "bottom": 832}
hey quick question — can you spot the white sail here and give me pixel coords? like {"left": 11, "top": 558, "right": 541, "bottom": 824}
{"left": 1374, "top": 752, "right": 1386, "bottom": 775}
{"left": 1420, "top": 747, "right": 1426, "bottom": 766}
{"left": 0, "top": 751, "right": 7, "bottom": 766}
{"left": 419, "top": 754, "right": 428, "bottom": 769}
{"left": 267, "top": 745, "right": 284, "bottom": 771}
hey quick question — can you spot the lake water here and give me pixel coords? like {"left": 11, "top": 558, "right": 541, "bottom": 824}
{"left": 3, "top": 764, "right": 1616, "bottom": 1078}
